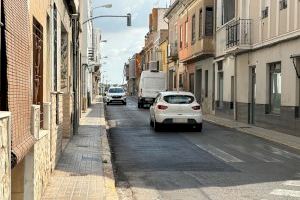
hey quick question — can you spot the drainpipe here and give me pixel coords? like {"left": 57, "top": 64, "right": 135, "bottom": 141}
{"left": 72, "top": 14, "right": 79, "bottom": 134}
{"left": 234, "top": 53, "right": 237, "bottom": 120}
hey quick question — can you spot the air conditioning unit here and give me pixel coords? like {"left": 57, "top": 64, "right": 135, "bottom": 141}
{"left": 149, "top": 61, "right": 158, "bottom": 71}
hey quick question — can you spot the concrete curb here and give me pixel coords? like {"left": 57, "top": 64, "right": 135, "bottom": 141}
{"left": 204, "top": 116, "right": 300, "bottom": 152}
{"left": 99, "top": 99, "right": 119, "bottom": 200}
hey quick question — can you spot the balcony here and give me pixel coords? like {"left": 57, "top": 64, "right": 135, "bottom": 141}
{"left": 168, "top": 41, "right": 178, "bottom": 61}
{"left": 226, "top": 19, "right": 251, "bottom": 53}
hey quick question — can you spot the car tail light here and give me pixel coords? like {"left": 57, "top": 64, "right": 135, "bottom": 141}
{"left": 192, "top": 105, "right": 201, "bottom": 110}
{"left": 157, "top": 105, "right": 168, "bottom": 110}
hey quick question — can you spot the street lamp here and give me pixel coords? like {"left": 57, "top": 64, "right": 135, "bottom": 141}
{"left": 83, "top": 14, "right": 132, "bottom": 26}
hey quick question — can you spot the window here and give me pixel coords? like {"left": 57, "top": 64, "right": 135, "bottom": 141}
{"left": 185, "top": 21, "right": 188, "bottom": 47}
{"left": 269, "top": 63, "right": 281, "bottom": 114}
{"left": 261, "top": 0, "right": 269, "bottom": 18}
{"left": 191, "top": 15, "right": 196, "bottom": 44}
{"left": 222, "top": 0, "right": 235, "bottom": 24}
{"left": 205, "top": 70, "right": 208, "bottom": 97}
{"left": 279, "top": 0, "right": 287, "bottom": 10}
{"left": 262, "top": 7, "right": 269, "bottom": 18}
{"left": 164, "top": 95, "right": 194, "bottom": 104}
{"left": 180, "top": 25, "right": 183, "bottom": 48}
{"left": 199, "top": 9, "right": 203, "bottom": 39}
{"left": 205, "top": 7, "right": 213, "bottom": 36}
{"left": 108, "top": 88, "right": 125, "bottom": 93}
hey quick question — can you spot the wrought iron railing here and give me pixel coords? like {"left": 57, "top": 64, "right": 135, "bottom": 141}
{"left": 226, "top": 19, "right": 251, "bottom": 49}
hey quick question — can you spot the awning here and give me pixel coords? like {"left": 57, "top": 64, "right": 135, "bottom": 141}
{"left": 11, "top": 134, "right": 36, "bottom": 168}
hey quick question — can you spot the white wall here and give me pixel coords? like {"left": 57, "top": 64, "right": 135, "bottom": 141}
{"left": 236, "top": 39, "right": 300, "bottom": 106}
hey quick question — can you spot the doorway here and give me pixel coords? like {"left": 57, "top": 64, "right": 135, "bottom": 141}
{"left": 168, "top": 69, "right": 174, "bottom": 91}
{"left": 195, "top": 69, "right": 202, "bottom": 103}
{"left": 249, "top": 66, "right": 256, "bottom": 124}
{"left": 218, "top": 72, "right": 224, "bottom": 108}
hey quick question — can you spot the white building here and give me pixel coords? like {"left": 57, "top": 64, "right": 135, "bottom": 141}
{"left": 214, "top": 0, "right": 300, "bottom": 136}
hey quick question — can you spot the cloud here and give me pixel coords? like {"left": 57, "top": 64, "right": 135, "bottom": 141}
{"left": 101, "top": 27, "right": 148, "bottom": 84}
{"left": 91, "top": 0, "right": 169, "bottom": 84}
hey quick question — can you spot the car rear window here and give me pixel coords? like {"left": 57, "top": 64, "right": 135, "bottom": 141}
{"left": 109, "top": 88, "right": 124, "bottom": 93}
{"left": 163, "top": 95, "right": 194, "bottom": 104}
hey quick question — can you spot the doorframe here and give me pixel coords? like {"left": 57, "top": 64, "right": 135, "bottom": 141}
{"left": 249, "top": 65, "right": 256, "bottom": 124}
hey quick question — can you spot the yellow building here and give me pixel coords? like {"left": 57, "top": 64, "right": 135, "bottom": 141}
{"left": 159, "top": 39, "right": 168, "bottom": 73}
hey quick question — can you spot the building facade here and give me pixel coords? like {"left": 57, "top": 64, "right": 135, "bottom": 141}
{"left": 176, "top": 0, "right": 215, "bottom": 114}
{"left": 144, "top": 8, "right": 168, "bottom": 71}
{"left": 214, "top": 0, "right": 300, "bottom": 135}
{"left": 0, "top": 0, "right": 80, "bottom": 199}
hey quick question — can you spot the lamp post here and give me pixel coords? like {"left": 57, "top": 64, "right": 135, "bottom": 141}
{"left": 83, "top": 14, "right": 132, "bottom": 26}
{"left": 90, "top": 4, "right": 112, "bottom": 58}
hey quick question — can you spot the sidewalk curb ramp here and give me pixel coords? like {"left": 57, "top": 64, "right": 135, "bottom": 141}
{"left": 99, "top": 98, "right": 119, "bottom": 200}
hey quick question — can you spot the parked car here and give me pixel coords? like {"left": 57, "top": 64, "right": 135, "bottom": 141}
{"left": 138, "top": 70, "right": 166, "bottom": 108}
{"left": 105, "top": 87, "right": 127, "bottom": 105}
{"left": 149, "top": 91, "right": 202, "bottom": 132}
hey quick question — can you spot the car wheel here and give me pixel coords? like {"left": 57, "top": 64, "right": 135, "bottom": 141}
{"left": 150, "top": 118, "right": 154, "bottom": 127}
{"left": 106, "top": 102, "right": 110, "bottom": 105}
{"left": 196, "top": 123, "right": 202, "bottom": 132}
{"left": 123, "top": 101, "right": 127, "bottom": 105}
{"left": 154, "top": 120, "right": 161, "bottom": 132}
{"left": 138, "top": 102, "right": 141, "bottom": 108}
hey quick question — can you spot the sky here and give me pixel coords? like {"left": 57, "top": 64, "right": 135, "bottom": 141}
{"left": 92, "top": 0, "right": 170, "bottom": 85}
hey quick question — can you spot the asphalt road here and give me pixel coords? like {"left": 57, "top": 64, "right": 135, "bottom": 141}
{"left": 106, "top": 97, "right": 300, "bottom": 200}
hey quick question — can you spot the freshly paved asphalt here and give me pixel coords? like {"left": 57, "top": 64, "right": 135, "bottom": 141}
{"left": 106, "top": 97, "right": 300, "bottom": 200}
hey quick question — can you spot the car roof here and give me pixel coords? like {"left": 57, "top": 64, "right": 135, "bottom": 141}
{"left": 159, "top": 91, "right": 194, "bottom": 96}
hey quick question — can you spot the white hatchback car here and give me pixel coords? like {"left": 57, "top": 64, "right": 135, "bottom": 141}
{"left": 105, "top": 87, "right": 127, "bottom": 105}
{"left": 149, "top": 91, "right": 202, "bottom": 132}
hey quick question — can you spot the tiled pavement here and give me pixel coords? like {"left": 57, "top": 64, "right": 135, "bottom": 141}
{"left": 42, "top": 101, "right": 105, "bottom": 200}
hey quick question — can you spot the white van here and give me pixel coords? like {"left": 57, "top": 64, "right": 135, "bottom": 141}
{"left": 138, "top": 71, "right": 167, "bottom": 108}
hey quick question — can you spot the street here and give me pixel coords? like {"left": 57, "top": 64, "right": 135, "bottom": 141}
{"left": 107, "top": 97, "right": 300, "bottom": 200}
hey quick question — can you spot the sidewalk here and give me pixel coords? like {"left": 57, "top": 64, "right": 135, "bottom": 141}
{"left": 42, "top": 97, "right": 118, "bottom": 200}
{"left": 204, "top": 114, "right": 300, "bottom": 151}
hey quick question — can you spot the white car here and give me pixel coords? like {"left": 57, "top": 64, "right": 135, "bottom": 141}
{"left": 106, "top": 87, "right": 127, "bottom": 105}
{"left": 149, "top": 91, "right": 202, "bottom": 132}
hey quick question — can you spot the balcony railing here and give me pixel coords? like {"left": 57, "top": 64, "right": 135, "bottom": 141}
{"left": 226, "top": 19, "right": 251, "bottom": 50}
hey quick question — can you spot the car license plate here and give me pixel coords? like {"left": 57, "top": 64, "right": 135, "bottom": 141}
{"left": 174, "top": 118, "right": 187, "bottom": 123}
